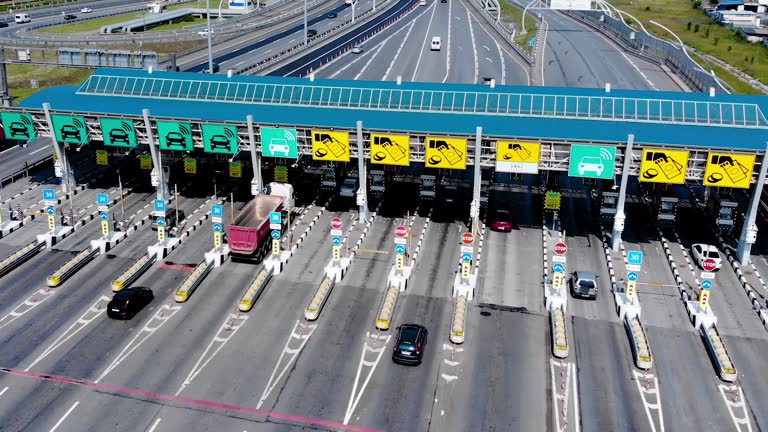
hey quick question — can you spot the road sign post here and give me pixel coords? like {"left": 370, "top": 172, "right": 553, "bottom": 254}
{"left": 331, "top": 217, "right": 343, "bottom": 266}
{"left": 460, "top": 232, "right": 474, "bottom": 282}
{"left": 702, "top": 258, "right": 718, "bottom": 272}
{"left": 625, "top": 250, "right": 643, "bottom": 300}
{"left": 699, "top": 279, "right": 713, "bottom": 310}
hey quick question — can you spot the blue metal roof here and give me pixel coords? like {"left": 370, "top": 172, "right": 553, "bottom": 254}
{"left": 718, "top": 0, "right": 744, "bottom": 6}
{"left": 17, "top": 68, "right": 768, "bottom": 151}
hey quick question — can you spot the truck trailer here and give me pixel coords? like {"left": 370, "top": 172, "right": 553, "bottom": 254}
{"left": 228, "top": 183, "right": 293, "bottom": 263}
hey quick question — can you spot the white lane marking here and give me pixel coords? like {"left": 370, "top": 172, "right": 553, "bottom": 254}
{"left": 96, "top": 303, "right": 182, "bottom": 383}
{"left": 541, "top": 20, "right": 549, "bottom": 86}
{"left": 147, "top": 418, "right": 162, "bottom": 432}
{"left": 354, "top": 44, "right": 386, "bottom": 80}
{"left": 0, "top": 289, "right": 57, "bottom": 331}
{"left": 0, "top": 145, "right": 19, "bottom": 156}
{"left": 483, "top": 44, "right": 489, "bottom": 51}
{"left": 0, "top": 386, "right": 8, "bottom": 397}
{"left": 441, "top": 0, "right": 453, "bottom": 83}
{"left": 25, "top": 295, "right": 110, "bottom": 372}
{"left": 28, "top": 147, "right": 48, "bottom": 156}
{"left": 176, "top": 312, "right": 249, "bottom": 396}
{"left": 550, "top": 359, "right": 580, "bottom": 432}
{"left": 485, "top": 57, "right": 493, "bottom": 63}
{"left": 571, "top": 362, "right": 580, "bottom": 432}
{"left": 343, "top": 332, "right": 391, "bottom": 424}
{"left": 411, "top": 0, "right": 439, "bottom": 81}
{"left": 257, "top": 320, "right": 317, "bottom": 408}
{"left": 49, "top": 401, "right": 79, "bottom": 432}
{"left": 465, "top": 4, "right": 478, "bottom": 84}
{"left": 617, "top": 49, "right": 658, "bottom": 90}
{"left": 632, "top": 370, "right": 664, "bottom": 432}
{"left": 381, "top": 20, "right": 417, "bottom": 81}
{"left": 495, "top": 41, "right": 506, "bottom": 84}
{"left": 719, "top": 384, "right": 753, "bottom": 432}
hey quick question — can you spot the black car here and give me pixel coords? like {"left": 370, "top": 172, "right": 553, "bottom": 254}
{"left": 0, "top": 22, "right": 9, "bottom": 28}
{"left": 392, "top": 324, "right": 428, "bottom": 365}
{"left": 307, "top": 28, "right": 318, "bottom": 37}
{"left": 107, "top": 287, "right": 154, "bottom": 319}
{"left": 327, "top": 11, "right": 337, "bottom": 18}
{"left": 63, "top": 14, "right": 77, "bottom": 20}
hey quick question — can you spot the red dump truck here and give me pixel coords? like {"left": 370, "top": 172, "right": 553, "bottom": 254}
{"left": 228, "top": 183, "right": 294, "bottom": 263}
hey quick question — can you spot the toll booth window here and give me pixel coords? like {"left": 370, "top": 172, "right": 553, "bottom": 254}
{"left": 720, "top": 208, "right": 733, "bottom": 219}
{"left": 423, "top": 178, "right": 435, "bottom": 188}
{"left": 604, "top": 196, "right": 617, "bottom": 205}
{"left": 661, "top": 202, "right": 674, "bottom": 211}
{"left": 323, "top": 171, "right": 335, "bottom": 181}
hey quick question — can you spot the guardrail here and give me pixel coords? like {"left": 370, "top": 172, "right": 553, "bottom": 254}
{"left": 111, "top": 253, "right": 156, "bottom": 292}
{"left": 237, "top": 266, "right": 273, "bottom": 311}
{"left": 624, "top": 315, "right": 652, "bottom": 370}
{"left": 701, "top": 324, "right": 737, "bottom": 382}
{"left": 468, "top": 0, "right": 534, "bottom": 64}
{"left": 449, "top": 295, "right": 467, "bottom": 344}
{"left": 46, "top": 246, "right": 98, "bottom": 287}
{"left": 375, "top": 285, "right": 399, "bottom": 331}
{"left": 550, "top": 305, "right": 568, "bottom": 358}
{"left": 304, "top": 275, "right": 335, "bottom": 321}
{"left": 0, "top": 154, "right": 52, "bottom": 189}
{"left": 174, "top": 259, "right": 213, "bottom": 302}
{"left": 0, "top": 240, "right": 45, "bottom": 278}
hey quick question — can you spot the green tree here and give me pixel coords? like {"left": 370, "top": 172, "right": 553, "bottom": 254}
{"left": 694, "top": 24, "right": 700, "bottom": 32}
{"left": 713, "top": 37, "right": 719, "bottom": 45}
{"left": 705, "top": 27, "right": 710, "bottom": 38}
{"left": 727, "top": 46, "right": 732, "bottom": 52}
{"left": 687, "top": 22, "right": 692, "bottom": 31}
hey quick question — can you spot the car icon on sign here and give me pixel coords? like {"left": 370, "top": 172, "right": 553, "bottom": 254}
{"left": 108, "top": 128, "right": 130, "bottom": 144}
{"left": 268, "top": 138, "right": 291, "bottom": 155}
{"left": 577, "top": 156, "right": 604, "bottom": 177}
{"left": 9, "top": 122, "right": 29, "bottom": 138}
{"left": 165, "top": 132, "right": 186, "bottom": 148}
{"left": 60, "top": 125, "right": 81, "bottom": 141}
{"left": 210, "top": 134, "right": 230, "bottom": 150}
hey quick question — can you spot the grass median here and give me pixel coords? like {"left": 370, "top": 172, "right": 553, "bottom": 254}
{"left": 499, "top": 0, "right": 538, "bottom": 53}
{"left": 7, "top": 64, "right": 92, "bottom": 103}
{"left": 609, "top": 0, "right": 768, "bottom": 94}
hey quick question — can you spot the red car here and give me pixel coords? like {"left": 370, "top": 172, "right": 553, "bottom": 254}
{"left": 489, "top": 209, "right": 513, "bottom": 232}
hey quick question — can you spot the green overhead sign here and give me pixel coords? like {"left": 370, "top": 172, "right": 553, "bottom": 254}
{"left": 1, "top": 112, "right": 36, "bottom": 141}
{"left": 261, "top": 127, "right": 298, "bottom": 159}
{"left": 201, "top": 124, "right": 238, "bottom": 154}
{"left": 52, "top": 114, "right": 88, "bottom": 145}
{"left": 100, "top": 118, "right": 137, "bottom": 148}
{"left": 568, "top": 144, "right": 616, "bottom": 180}
{"left": 157, "top": 121, "right": 193, "bottom": 151}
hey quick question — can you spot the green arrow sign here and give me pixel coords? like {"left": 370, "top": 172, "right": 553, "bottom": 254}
{"left": 568, "top": 144, "right": 616, "bottom": 180}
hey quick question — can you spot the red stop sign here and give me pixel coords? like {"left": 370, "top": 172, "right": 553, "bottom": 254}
{"left": 331, "top": 217, "right": 343, "bottom": 230}
{"left": 554, "top": 242, "right": 568, "bottom": 255}
{"left": 461, "top": 232, "right": 474, "bottom": 245}
{"left": 702, "top": 258, "right": 717, "bottom": 272}
{"left": 395, "top": 225, "right": 407, "bottom": 238}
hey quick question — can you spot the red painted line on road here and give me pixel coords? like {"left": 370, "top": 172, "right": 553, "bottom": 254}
{"left": 1, "top": 368, "right": 382, "bottom": 432}
{"left": 158, "top": 262, "right": 196, "bottom": 272}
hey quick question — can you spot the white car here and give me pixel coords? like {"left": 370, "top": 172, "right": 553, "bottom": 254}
{"left": 345, "top": 0, "right": 354, "bottom": 4}
{"left": 351, "top": 46, "right": 363, "bottom": 54}
{"left": 339, "top": 178, "right": 359, "bottom": 198}
{"left": 268, "top": 138, "right": 291, "bottom": 155}
{"left": 80, "top": 7, "right": 92, "bottom": 13}
{"left": 578, "top": 156, "right": 604, "bottom": 177}
{"left": 691, "top": 243, "right": 723, "bottom": 271}
{"left": 198, "top": 28, "right": 214, "bottom": 37}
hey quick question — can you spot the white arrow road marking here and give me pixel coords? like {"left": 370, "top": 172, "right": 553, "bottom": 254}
{"left": 441, "top": 374, "right": 458, "bottom": 382}
{"left": 719, "top": 384, "right": 753, "bottom": 432}
{"left": 381, "top": 20, "right": 417, "bottom": 81}
{"left": 96, "top": 303, "right": 182, "bottom": 383}
{"left": 343, "top": 332, "right": 391, "bottom": 425}
{"left": 483, "top": 45, "right": 490, "bottom": 51}
{"left": 0, "top": 289, "right": 57, "bottom": 331}
{"left": 485, "top": 57, "right": 493, "bottom": 63}
{"left": 24, "top": 295, "right": 110, "bottom": 372}
{"left": 256, "top": 320, "right": 317, "bottom": 408}
{"left": 176, "top": 312, "right": 249, "bottom": 396}
{"left": 632, "top": 370, "right": 664, "bottom": 432}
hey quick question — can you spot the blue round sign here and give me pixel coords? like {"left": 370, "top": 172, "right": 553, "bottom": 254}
{"left": 627, "top": 272, "right": 639, "bottom": 282}
{"left": 46, "top": 206, "right": 55, "bottom": 215}
{"left": 271, "top": 230, "right": 280, "bottom": 239}
{"left": 332, "top": 236, "right": 342, "bottom": 246}
{"left": 395, "top": 244, "right": 406, "bottom": 255}
{"left": 100, "top": 212, "right": 109, "bottom": 221}
{"left": 156, "top": 217, "right": 166, "bottom": 227}
{"left": 461, "top": 252, "right": 472, "bottom": 263}
{"left": 552, "top": 263, "right": 565, "bottom": 273}
{"left": 701, "top": 280, "right": 713, "bottom": 289}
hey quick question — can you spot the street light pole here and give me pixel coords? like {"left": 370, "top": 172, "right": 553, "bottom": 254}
{"left": 206, "top": 0, "right": 214, "bottom": 73}
{"left": 520, "top": 0, "right": 538, "bottom": 35}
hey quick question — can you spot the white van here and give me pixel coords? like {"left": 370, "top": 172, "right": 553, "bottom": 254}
{"left": 431, "top": 36, "right": 441, "bottom": 51}
{"left": 419, "top": 0, "right": 427, "bottom": 5}
{"left": 14, "top": 14, "right": 31, "bottom": 23}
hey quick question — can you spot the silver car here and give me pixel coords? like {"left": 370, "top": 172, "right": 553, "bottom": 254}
{"left": 339, "top": 178, "right": 359, "bottom": 198}
{"left": 570, "top": 270, "right": 598, "bottom": 300}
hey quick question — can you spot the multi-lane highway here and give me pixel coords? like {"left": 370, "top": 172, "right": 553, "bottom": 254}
{"left": 2, "top": 0, "right": 768, "bottom": 430}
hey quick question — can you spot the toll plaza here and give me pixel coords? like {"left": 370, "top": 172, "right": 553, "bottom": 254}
{"left": 1, "top": 68, "right": 768, "bottom": 431}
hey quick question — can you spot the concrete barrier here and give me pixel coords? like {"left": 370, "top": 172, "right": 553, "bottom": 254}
{"left": 550, "top": 305, "right": 568, "bottom": 358}
{"left": 46, "top": 247, "right": 98, "bottom": 287}
{"left": 174, "top": 260, "right": 213, "bottom": 303}
{"left": 449, "top": 295, "right": 467, "bottom": 344}
{"left": 237, "top": 267, "right": 274, "bottom": 311}
{"left": 624, "top": 315, "right": 653, "bottom": 370}
{"left": 701, "top": 324, "right": 737, "bottom": 382}
{"left": 375, "top": 285, "right": 399, "bottom": 331}
{"left": 305, "top": 276, "right": 335, "bottom": 321}
{"left": 111, "top": 254, "right": 155, "bottom": 291}
{"left": 0, "top": 240, "right": 45, "bottom": 278}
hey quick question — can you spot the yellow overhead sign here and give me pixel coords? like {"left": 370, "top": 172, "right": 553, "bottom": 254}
{"left": 496, "top": 141, "right": 540, "bottom": 174}
{"left": 639, "top": 149, "right": 689, "bottom": 184}
{"left": 425, "top": 137, "right": 466, "bottom": 170}
{"left": 704, "top": 153, "right": 755, "bottom": 189}
{"left": 371, "top": 134, "right": 410, "bottom": 166}
{"left": 312, "top": 130, "right": 350, "bottom": 162}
